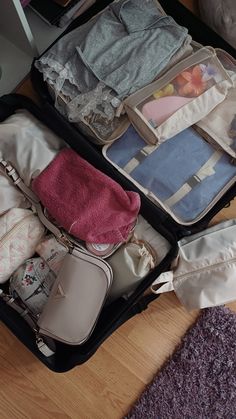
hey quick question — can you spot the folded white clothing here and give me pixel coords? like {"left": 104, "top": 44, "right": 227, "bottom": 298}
{"left": 0, "top": 110, "right": 66, "bottom": 215}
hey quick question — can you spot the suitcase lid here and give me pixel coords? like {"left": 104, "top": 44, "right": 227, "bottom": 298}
{"left": 29, "top": 0, "right": 236, "bottom": 238}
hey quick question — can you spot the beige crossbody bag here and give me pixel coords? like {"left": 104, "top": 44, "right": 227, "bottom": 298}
{"left": 0, "top": 159, "right": 113, "bottom": 356}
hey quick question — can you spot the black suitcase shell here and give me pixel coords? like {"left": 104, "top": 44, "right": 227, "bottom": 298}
{"left": 0, "top": 0, "right": 235, "bottom": 372}
{"left": 0, "top": 94, "right": 177, "bottom": 372}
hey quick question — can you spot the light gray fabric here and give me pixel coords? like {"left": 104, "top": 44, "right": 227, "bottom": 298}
{"left": 36, "top": 0, "right": 190, "bottom": 100}
{"left": 199, "top": 0, "right": 236, "bottom": 49}
{"left": 75, "top": 0, "right": 189, "bottom": 97}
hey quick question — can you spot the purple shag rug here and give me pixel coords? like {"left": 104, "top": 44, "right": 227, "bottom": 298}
{"left": 126, "top": 307, "right": 236, "bottom": 419}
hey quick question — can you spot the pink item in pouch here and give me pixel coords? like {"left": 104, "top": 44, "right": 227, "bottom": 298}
{"left": 32, "top": 148, "right": 140, "bottom": 244}
{"left": 142, "top": 96, "right": 193, "bottom": 127}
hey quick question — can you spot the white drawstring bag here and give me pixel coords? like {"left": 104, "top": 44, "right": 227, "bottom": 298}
{"left": 151, "top": 219, "right": 236, "bottom": 310}
{"left": 106, "top": 215, "right": 170, "bottom": 303}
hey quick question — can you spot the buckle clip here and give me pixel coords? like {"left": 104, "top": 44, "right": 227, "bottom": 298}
{"left": 187, "top": 174, "right": 201, "bottom": 188}
{"left": 2, "top": 160, "right": 20, "bottom": 184}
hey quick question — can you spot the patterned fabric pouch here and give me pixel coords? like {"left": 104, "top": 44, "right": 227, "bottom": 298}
{"left": 9, "top": 257, "right": 55, "bottom": 317}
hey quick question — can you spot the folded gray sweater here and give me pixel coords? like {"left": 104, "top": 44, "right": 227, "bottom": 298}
{"left": 36, "top": 0, "right": 190, "bottom": 100}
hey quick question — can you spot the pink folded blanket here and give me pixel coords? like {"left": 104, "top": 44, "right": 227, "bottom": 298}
{"left": 32, "top": 148, "right": 140, "bottom": 244}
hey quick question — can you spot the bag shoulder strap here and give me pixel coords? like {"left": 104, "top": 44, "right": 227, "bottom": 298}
{"left": 0, "top": 159, "right": 61, "bottom": 358}
{"left": 0, "top": 159, "right": 71, "bottom": 247}
{"left": 0, "top": 290, "right": 55, "bottom": 357}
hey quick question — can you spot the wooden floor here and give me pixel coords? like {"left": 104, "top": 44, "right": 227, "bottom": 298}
{"left": 1, "top": 1, "right": 236, "bottom": 418}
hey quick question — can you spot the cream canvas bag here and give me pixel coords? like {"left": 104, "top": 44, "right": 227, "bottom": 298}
{"left": 151, "top": 219, "right": 236, "bottom": 310}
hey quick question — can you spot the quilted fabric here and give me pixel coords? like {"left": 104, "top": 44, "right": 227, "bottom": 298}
{"left": 0, "top": 208, "right": 45, "bottom": 284}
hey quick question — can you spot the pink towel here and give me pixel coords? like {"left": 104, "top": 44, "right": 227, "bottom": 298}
{"left": 32, "top": 148, "right": 140, "bottom": 244}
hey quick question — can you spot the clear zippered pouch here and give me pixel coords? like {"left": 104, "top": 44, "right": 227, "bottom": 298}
{"left": 47, "top": 82, "right": 130, "bottom": 146}
{"left": 151, "top": 219, "right": 236, "bottom": 310}
{"left": 124, "top": 47, "right": 233, "bottom": 145}
{"left": 103, "top": 124, "right": 236, "bottom": 225}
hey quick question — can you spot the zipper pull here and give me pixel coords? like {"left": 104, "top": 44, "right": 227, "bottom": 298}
{"left": 57, "top": 233, "right": 74, "bottom": 252}
{"left": 36, "top": 335, "right": 55, "bottom": 357}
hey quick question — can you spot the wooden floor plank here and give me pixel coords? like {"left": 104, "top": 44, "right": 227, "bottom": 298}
{"left": 0, "top": 354, "right": 69, "bottom": 419}
{"left": 67, "top": 347, "right": 145, "bottom": 419}
{"left": 4, "top": 333, "right": 104, "bottom": 419}
{"left": 0, "top": 323, "right": 18, "bottom": 357}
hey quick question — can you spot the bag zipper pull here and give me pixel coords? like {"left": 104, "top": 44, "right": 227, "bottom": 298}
{"left": 36, "top": 335, "right": 55, "bottom": 357}
{"left": 57, "top": 233, "right": 74, "bottom": 252}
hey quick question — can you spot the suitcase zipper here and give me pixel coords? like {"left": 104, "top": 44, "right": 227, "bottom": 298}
{"left": 125, "top": 47, "right": 217, "bottom": 108}
{"left": 194, "top": 124, "right": 236, "bottom": 161}
{"left": 175, "top": 256, "right": 236, "bottom": 283}
{"left": 193, "top": 124, "right": 223, "bottom": 151}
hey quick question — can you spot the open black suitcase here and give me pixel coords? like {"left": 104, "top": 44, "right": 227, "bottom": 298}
{"left": 0, "top": 0, "right": 236, "bottom": 372}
